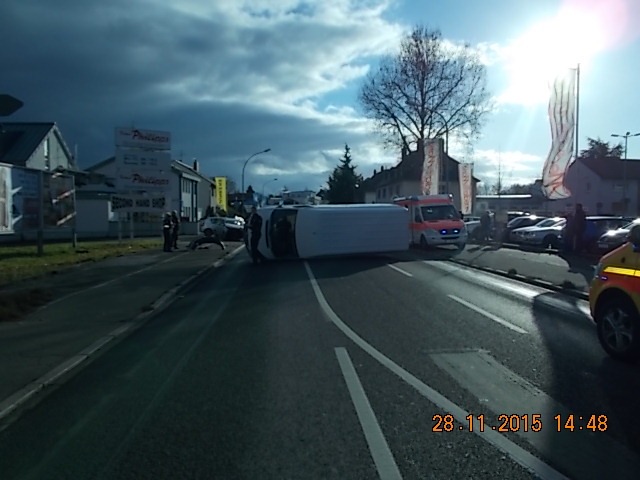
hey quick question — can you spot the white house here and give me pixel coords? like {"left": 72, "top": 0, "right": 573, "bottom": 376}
{"left": 0, "top": 122, "right": 75, "bottom": 171}
{"left": 550, "top": 155, "right": 640, "bottom": 216}
{"left": 81, "top": 157, "right": 216, "bottom": 236}
{"left": 361, "top": 140, "right": 480, "bottom": 211}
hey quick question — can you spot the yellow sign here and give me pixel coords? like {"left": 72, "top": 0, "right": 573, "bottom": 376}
{"left": 215, "top": 177, "right": 227, "bottom": 212}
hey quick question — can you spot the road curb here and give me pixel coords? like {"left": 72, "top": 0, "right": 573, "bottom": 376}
{"left": 448, "top": 258, "right": 590, "bottom": 301}
{"left": 472, "top": 241, "right": 601, "bottom": 261}
{"left": 0, "top": 244, "right": 246, "bottom": 424}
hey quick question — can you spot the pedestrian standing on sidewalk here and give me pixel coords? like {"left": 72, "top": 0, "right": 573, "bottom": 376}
{"left": 480, "top": 210, "right": 491, "bottom": 243}
{"left": 171, "top": 211, "right": 180, "bottom": 249}
{"left": 573, "top": 203, "right": 587, "bottom": 252}
{"left": 563, "top": 212, "right": 574, "bottom": 252}
{"left": 163, "top": 212, "right": 173, "bottom": 252}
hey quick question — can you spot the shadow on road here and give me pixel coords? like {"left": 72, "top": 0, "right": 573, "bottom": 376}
{"left": 529, "top": 291, "right": 640, "bottom": 477}
{"left": 557, "top": 252, "right": 597, "bottom": 287}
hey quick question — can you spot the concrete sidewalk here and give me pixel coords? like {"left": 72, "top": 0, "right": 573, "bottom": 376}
{"left": 0, "top": 239, "right": 245, "bottom": 422}
{"left": 451, "top": 244, "right": 594, "bottom": 299}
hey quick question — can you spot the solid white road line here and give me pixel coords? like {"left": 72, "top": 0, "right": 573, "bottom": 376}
{"left": 335, "top": 347, "right": 403, "bottom": 480}
{"left": 388, "top": 264, "right": 413, "bottom": 277}
{"left": 304, "top": 262, "right": 567, "bottom": 480}
{"left": 447, "top": 294, "right": 528, "bottom": 334}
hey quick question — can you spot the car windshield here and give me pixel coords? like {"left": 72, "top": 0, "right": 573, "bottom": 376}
{"left": 532, "top": 218, "right": 559, "bottom": 228}
{"left": 420, "top": 205, "right": 459, "bottom": 221}
{"left": 621, "top": 219, "right": 640, "bottom": 230}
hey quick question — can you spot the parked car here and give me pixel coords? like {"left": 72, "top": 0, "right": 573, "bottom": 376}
{"left": 560, "top": 216, "right": 634, "bottom": 253}
{"left": 597, "top": 218, "right": 640, "bottom": 253}
{"left": 222, "top": 216, "right": 246, "bottom": 240}
{"left": 510, "top": 217, "right": 562, "bottom": 244}
{"left": 463, "top": 217, "right": 482, "bottom": 241}
{"left": 503, "top": 215, "right": 547, "bottom": 242}
{"left": 199, "top": 216, "right": 228, "bottom": 238}
{"left": 514, "top": 217, "right": 566, "bottom": 248}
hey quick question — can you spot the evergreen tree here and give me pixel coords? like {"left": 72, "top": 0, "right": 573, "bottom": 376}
{"left": 326, "top": 144, "right": 364, "bottom": 204}
{"left": 580, "top": 137, "right": 624, "bottom": 159}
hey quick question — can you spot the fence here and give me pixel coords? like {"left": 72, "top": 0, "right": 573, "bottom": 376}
{"left": 0, "top": 221, "right": 201, "bottom": 244}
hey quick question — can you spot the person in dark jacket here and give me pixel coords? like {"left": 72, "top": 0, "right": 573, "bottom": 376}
{"left": 171, "top": 211, "right": 180, "bottom": 249}
{"left": 573, "top": 204, "right": 587, "bottom": 252}
{"left": 163, "top": 212, "right": 173, "bottom": 252}
{"left": 480, "top": 210, "right": 491, "bottom": 242}
{"left": 563, "top": 212, "right": 574, "bottom": 252}
{"left": 247, "top": 206, "right": 263, "bottom": 264}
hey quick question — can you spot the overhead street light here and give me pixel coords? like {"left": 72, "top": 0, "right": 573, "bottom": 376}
{"left": 262, "top": 177, "right": 278, "bottom": 198}
{"left": 611, "top": 131, "right": 640, "bottom": 215}
{"left": 241, "top": 148, "right": 271, "bottom": 195}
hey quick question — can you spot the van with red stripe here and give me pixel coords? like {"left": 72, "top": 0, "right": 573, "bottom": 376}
{"left": 393, "top": 194, "right": 467, "bottom": 250}
{"left": 590, "top": 224, "right": 640, "bottom": 361}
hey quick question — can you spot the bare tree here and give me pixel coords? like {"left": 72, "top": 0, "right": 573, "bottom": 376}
{"left": 359, "top": 25, "right": 492, "bottom": 152}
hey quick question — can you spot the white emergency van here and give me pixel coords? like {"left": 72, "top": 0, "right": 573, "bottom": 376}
{"left": 246, "top": 204, "right": 410, "bottom": 260}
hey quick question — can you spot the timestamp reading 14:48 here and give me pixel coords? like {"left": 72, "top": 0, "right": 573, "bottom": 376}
{"left": 432, "top": 414, "right": 608, "bottom": 433}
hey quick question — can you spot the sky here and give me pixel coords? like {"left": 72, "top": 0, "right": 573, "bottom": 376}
{"left": 2, "top": 0, "right": 639, "bottom": 196}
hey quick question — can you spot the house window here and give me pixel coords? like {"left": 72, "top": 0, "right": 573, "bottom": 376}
{"left": 43, "top": 138, "right": 50, "bottom": 169}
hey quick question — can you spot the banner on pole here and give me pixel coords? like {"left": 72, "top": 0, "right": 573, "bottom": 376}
{"left": 421, "top": 139, "right": 442, "bottom": 195}
{"left": 215, "top": 177, "right": 227, "bottom": 211}
{"left": 459, "top": 163, "right": 473, "bottom": 215}
{"left": 541, "top": 68, "right": 577, "bottom": 199}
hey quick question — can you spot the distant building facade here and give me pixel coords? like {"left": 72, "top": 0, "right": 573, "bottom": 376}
{"left": 361, "top": 140, "right": 480, "bottom": 212}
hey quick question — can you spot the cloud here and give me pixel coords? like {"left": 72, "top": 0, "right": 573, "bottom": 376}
{"left": 469, "top": 149, "right": 543, "bottom": 187}
{"left": 1, "top": 0, "right": 404, "bottom": 190}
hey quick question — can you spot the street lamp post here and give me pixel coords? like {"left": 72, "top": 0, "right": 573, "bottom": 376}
{"left": 241, "top": 148, "right": 271, "bottom": 195}
{"left": 262, "top": 178, "right": 278, "bottom": 200}
{"left": 611, "top": 131, "right": 640, "bottom": 215}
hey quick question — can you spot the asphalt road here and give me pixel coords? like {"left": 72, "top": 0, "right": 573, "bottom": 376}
{"left": 1, "top": 249, "right": 639, "bottom": 480}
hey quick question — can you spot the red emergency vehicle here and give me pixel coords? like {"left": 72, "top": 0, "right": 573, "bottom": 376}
{"left": 393, "top": 194, "right": 467, "bottom": 249}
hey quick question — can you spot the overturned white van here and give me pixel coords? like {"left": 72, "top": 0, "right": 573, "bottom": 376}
{"left": 246, "top": 204, "right": 410, "bottom": 260}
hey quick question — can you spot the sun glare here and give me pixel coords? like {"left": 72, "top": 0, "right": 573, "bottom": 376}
{"left": 500, "top": 6, "right": 607, "bottom": 105}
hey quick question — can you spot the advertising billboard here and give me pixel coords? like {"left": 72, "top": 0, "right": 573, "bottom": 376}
{"left": 111, "top": 194, "right": 167, "bottom": 213}
{"left": 215, "top": 177, "right": 227, "bottom": 211}
{"left": 42, "top": 172, "right": 76, "bottom": 228}
{"left": 0, "top": 164, "right": 12, "bottom": 234}
{"left": 11, "top": 166, "right": 40, "bottom": 231}
{"left": 115, "top": 127, "right": 171, "bottom": 150}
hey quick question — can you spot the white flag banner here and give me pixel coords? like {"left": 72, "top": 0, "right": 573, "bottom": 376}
{"left": 541, "top": 69, "right": 577, "bottom": 199}
{"left": 421, "top": 139, "right": 442, "bottom": 195}
{"left": 459, "top": 163, "right": 473, "bottom": 214}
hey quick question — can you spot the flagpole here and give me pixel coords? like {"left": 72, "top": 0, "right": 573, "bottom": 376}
{"left": 575, "top": 63, "right": 580, "bottom": 159}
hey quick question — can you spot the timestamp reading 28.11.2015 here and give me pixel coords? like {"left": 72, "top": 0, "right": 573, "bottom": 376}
{"left": 432, "top": 414, "right": 609, "bottom": 433}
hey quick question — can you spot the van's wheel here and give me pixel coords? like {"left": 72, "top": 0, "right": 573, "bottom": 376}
{"left": 204, "top": 228, "right": 213, "bottom": 237}
{"left": 420, "top": 236, "right": 429, "bottom": 249}
{"left": 596, "top": 295, "right": 640, "bottom": 362}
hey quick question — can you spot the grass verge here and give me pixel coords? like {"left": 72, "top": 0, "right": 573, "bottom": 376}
{"left": 0, "top": 238, "right": 162, "bottom": 287}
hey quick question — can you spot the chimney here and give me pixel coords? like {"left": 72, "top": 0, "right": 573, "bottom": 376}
{"left": 193, "top": 159, "right": 199, "bottom": 172}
